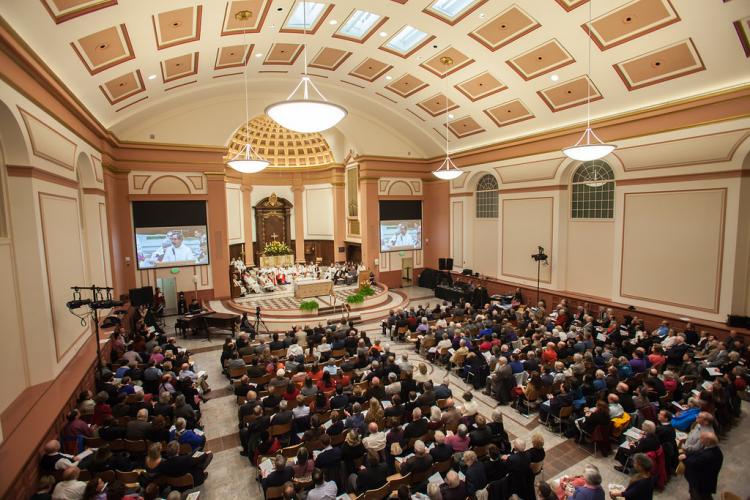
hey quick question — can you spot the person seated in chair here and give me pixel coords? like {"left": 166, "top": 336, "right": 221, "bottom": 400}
{"left": 261, "top": 453, "right": 294, "bottom": 490}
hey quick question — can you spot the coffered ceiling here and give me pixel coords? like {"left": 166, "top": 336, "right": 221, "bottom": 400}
{"left": 2, "top": 0, "right": 749, "bottom": 157}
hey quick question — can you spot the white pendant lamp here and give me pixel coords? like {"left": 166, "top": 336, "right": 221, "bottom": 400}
{"left": 563, "top": 0, "right": 615, "bottom": 162}
{"left": 265, "top": 1, "right": 347, "bottom": 133}
{"left": 432, "top": 57, "right": 464, "bottom": 181}
{"left": 227, "top": 11, "right": 269, "bottom": 174}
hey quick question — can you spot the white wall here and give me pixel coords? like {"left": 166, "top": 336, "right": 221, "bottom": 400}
{"left": 303, "top": 184, "right": 334, "bottom": 240}
{"left": 449, "top": 118, "right": 750, "bottom": 321}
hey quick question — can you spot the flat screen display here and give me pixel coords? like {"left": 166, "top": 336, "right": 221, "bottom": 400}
{"left": 132, "top": 201, "right": 209, "bottom": 270}
{"left": 379, "top": 200, "right": 422, "bottom": 253}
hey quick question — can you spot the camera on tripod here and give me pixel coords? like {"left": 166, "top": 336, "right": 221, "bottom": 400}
{"left": 255, "top": 306, "right": 261, "bottom": 319}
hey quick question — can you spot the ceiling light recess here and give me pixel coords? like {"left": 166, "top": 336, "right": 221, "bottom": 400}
{"left": 265, "top": 0, "right": 347, "bottom": 133}
{"left": 562, "top": 0, "right": 615, "bottom": 162}
{"left": 227, "top": 11, "right": 269, "bottom": 174}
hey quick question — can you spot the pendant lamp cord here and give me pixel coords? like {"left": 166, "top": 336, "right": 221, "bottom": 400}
{"left": 242, "top": 23, "right": 250, "bottom": 158}
{"left": 586, "top": 0, "right": 592, "bottom": 135}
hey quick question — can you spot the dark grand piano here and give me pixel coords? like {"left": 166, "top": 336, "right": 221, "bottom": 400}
{"left": 176, "top": 311, "right": 240, "bottom": 339}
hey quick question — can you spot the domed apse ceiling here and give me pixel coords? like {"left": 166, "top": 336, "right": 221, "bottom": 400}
{"left": 2, "top": 0, "right": 749, "bottom": 157}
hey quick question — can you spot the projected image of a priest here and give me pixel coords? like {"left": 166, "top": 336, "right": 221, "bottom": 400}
{"left": 161, "top": 231, "right": 195, "bottom": 263}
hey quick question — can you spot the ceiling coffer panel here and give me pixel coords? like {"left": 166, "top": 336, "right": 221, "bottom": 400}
{"left": 537, "top": 75, "right": 602, "bottom": 112}
{"left": 613, "top": 39, "right": 705, "bottom": 91}
{"left": 468, "top": 5, "right": 540, "bottom": 52}
{"left": 70, "top": 24, "right": 134, "bottom": 75}
{"left": 484, "top": 99, "right": 534, "bottom": 127}
{"left": 153, "top": 6, "right": 202, "bottom": 50}
{"left": 584, "top": 0, "right": 680, "bottom": 51}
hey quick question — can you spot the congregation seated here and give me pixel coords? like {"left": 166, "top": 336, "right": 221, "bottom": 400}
{"left": 216, "top": 292, "right": 745, "bottom": 500}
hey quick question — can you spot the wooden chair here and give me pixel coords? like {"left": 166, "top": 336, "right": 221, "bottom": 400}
{"left": 165, "top": 473, "right": 194, "bottom": 491}
{"left": 179, "top": 443, "right": 193, "bottom": 455}
{"left": 548, "top": 405, "right": 573, "bottom": 434}
{"left": 332, "top": 348, "right": 346, "bottom": 359}
{"left": 109, "top": 439, "right": 125, "bottom": 452}
{"left": 387, "top": 473, "right": 411, "bottom": 490}
{"left": 116, "top": 470, "right": 142, "bottom": 488}
{"left": 281, "top": 442, "right": 303, "bottom": 458}
{"left": 271, "top": 348, "right": 287, "bottom": 358}
{"left": 265, "top": 484, "right": 286, "bottom": 499}
{"left": 436, "top": 398, "right": 449, "bottom": 410}
{"left": 473, "top": 445, "right": 488, "bottom": 459}
{"left": 409, "top": 467, "right": 432, "bottom": 487}
{"left": 124, "top": 439, "right": 147, "bottom": 456}
{"left": 363, "top": 481, "right": 392, "bottom": 500}
{"left": 95, "top": 470, "right": 115, "bottom": 483}
{"left": 269, "top": 422, "right": 293, "bottom": 438}
{"left": 433, "top": 459, "right": 452, "bottom": 475}
{"left": 229, "top": 365, "right": 247, "bottom": 379}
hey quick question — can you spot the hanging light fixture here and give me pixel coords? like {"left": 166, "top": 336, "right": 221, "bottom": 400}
{"left": 563, "top": 0, "right": 615, "bottom": 162}
{"left": 265, "top": 0, "right": 347, "bottom": 133}
{"left": 227, "top": 11, "right": 269, "bottom": 174}
{"left": 432, "top": 57, "right": 464, "bottom": 181}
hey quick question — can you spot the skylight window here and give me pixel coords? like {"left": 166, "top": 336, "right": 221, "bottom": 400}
{"left": 429, "top": 0, "right": 477, "bottom": 19}
{"left": 286, "top": 2, "right": 326, "bottom": 29}
{"left": 339, "top": 10, "right": 382, "bottom": 39}
{"left": 385, "top": 26, "right": 429, "bottom": 54}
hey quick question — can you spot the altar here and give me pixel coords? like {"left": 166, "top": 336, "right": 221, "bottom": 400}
{"left": 294, "top": 279, "right": 333, "bottom": 299}
{"left": 259, "top": 254, "right": 294, "bottom": 268}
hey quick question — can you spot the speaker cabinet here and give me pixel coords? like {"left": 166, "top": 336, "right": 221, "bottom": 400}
{"left": 446, "top": 258, "right": 454, "bottom": 271}
{"left": 129, "top": 286, "right": 154, "bottom": 307}
{"left": 438, "top": 258, "right": 447, "bottom": 270}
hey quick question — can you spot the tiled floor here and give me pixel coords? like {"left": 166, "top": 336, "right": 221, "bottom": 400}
{"left": 180, "top": 288, "right": 750, "bottom": 499}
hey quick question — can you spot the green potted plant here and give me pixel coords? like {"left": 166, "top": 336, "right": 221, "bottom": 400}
{"left": 359, "top": 283, "right": 375, "bottom": 297}
{"left": 346, "top": 292, "right": 365, "bottom": 305}
{"left": 299, "top": 300, "right": 319, "bottom": 313}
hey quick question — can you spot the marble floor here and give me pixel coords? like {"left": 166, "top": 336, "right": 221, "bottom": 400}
{"left": 174, "top": 287, "right": 750, "bottom": 499}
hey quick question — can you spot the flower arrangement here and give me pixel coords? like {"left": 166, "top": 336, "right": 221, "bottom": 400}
{"left": 299, "top": 300, "right": 319, "bottom": 313}
{"left": 263, "top": 240, "right": 292, "bottom": 256}
{"left": 359, "top": 283, "right": 375, "bottom": 297}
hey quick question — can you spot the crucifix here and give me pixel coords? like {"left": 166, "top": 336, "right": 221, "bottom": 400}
{"left": 270, "top": 232, "right": 279, "bottom": 241}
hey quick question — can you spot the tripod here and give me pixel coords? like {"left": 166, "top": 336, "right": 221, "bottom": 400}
{"left": 253, "top": 308, "right": 270, "bottom": 335}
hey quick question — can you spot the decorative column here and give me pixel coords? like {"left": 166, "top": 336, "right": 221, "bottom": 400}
{"left": 291, "top": 181, "right": 305, "bottom": 263}
{"left": 332, "top": 178, "right": 346, "bottom": 263}
{"left": 359, "top": 177, "right": 380, "bottom": 273}
{"left": 205, "top": 172, "right": 230, "bottom": 298}
{"left": 241, "top": 180, "right": 254, "bottom": 266}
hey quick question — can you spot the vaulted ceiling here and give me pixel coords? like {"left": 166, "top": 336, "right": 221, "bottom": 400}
{"left": 2, "top": 0, "right": 749, "bottom": 157}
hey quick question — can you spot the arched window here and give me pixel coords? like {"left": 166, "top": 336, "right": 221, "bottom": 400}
{"left": 571, "top": 160, "right": 615, "bottom": 219}
{"left": 475, "top": 174, "right": 498, "bottom": 218}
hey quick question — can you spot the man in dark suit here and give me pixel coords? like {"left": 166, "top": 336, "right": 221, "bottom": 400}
{"left": 469, "top": 415, "right": 493, "bottom": 447}
{"left": 270, "top": 400, "right": 293, "bottom": 426}
{"left": 399, "top": 440, "right": 433, "bottom": 476}
{"left": 125, "top": 409, "right": 151, "bottom": 440}
{"left": 268, "top": 333, "right": 285, "bottom": 352}
{"left": 400, "top": 373, "right": 418, "bottom": 402}
{"left": 502, "top": 439, "right": 534, "bottom": 500}
{"left": 430, "top": 431, "right": 454, "bottom": 463}
{"left": 329, "top": 386, "right": 349, "bottom": 410}
{"left": 403, "top": 408, "right": 428, "bottom": 441}
{"left": 314, "top": 434, "right": 342, "bottom": 471}
{"left": 462, "top": 450, "right": 487, "bottom": 496}
{"left": 261, "top": 454, "right": 294, "bottom": 490}
{"left": 240, "top": 406, "right": 269, "bottom": 456}
{"left": 417, "top": 381, "right": 436, "bottom": 406}
{"left": 155, "top": 441, "right": 213, "bottom": 486}
{"left": 682, "top": 432, "right": 723, "bottom": 500}
{"left": 354, "top": 453, "right": 389, "bottom": 494}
